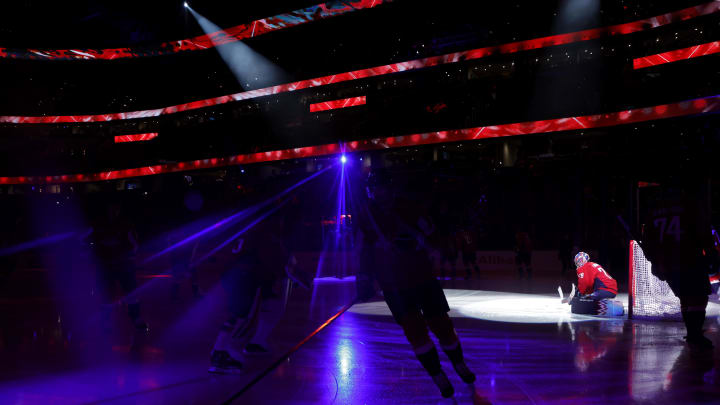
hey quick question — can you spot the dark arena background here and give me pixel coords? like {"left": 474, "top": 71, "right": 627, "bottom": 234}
{"left": 0, "top": 0, "right": 719, "bottom": 403}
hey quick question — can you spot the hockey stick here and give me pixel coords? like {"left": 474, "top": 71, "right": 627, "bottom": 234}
{"left": 220, "top": 298, "right": 358, "bottom": 404}
{"left": 559, "top": 283, "right": 576, "bottom": 304}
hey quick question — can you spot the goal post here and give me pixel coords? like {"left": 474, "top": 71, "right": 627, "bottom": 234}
{"left": 628, "top": 240, "right": 633, "bottom": 320}
{"left": 628, "top": 240, "right": 682, "bottom": 320}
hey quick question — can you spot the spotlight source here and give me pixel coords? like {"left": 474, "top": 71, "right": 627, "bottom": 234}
{"left": 184, "top": 2, "right": 189, "bottom": 8}
{"left": 340, "top": 155, "right": 347, "bottom": 164}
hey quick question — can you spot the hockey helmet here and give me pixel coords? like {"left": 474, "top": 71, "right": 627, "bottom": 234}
{"left": 574, "top": 252, "right": 589, "bottom": 268}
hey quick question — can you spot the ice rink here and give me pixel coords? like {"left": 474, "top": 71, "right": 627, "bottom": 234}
{"left": 2, "top": 275, "right": 720, "bottom": 404}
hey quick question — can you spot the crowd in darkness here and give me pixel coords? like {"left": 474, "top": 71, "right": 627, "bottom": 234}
{"left": 0, "top": 152, "right": 635, "bottom": 291}
{"left": 0, "top": 0, "right": 713, "bottom": 121}
{"left": 2, "top": 106, "right": 719, "bottom": 293}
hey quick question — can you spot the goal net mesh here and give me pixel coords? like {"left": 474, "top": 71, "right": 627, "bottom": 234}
{"left": 629, "top": 240, "right": 681, "bottom": 320}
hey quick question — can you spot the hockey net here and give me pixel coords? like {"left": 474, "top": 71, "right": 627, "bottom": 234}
{"left": 629, "top": 240, "right": 681, "bottom": 320}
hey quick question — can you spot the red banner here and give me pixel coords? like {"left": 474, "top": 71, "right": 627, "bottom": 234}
{"left": 114, "top": 133, "right": 159, "bottom": 143}
{"left": 1, "top": 2, "right": 718, "bottom": 125}
{"left": 634, "top": 40, "right": 720, "bottom": 69}
{"left": 1, "top": 95, "right": 717, "bottom": 185}
{"left": 0, "top": 0, "right": 391, "bottom": 61}
{"left": 310, "top": 96, "right": 366, "bottom": 112}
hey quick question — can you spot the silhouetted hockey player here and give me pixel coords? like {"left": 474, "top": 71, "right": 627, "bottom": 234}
{"left": 167, "top": 227, "right": 201, "bottom": 300}
{"left": 209, "top": 199, "right": 309, "bottom": 373}
{"left": 433, "top": 200, "right": 458, "bottom": 280}
{"left": 641, "top": 176, "right": 717, "bottom": 349}
{"left": 91, "top": 200, "right": 147, "bottom": 332}
{"left": 515, "top": 230, "right": 533, "bottom": 279}
{"left": 356, "top": 169, "right": 475, "bottom": 398}
{"left": 456, "top": 226, "right": 480, "bottom": 279}
{"left": 558, "top": 233, "right": 573, "bottom": 276}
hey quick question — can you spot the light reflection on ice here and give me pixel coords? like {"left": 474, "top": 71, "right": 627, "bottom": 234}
{"left": 350, "top": 289, "right": 607, "bottom": 323}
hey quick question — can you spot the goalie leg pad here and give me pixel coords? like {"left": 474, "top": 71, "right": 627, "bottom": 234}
{"left": 597, "top": 299, "right": 625, "bottom": 316}
{"left": 571, "top": 298, "right": 599, "bottom": 315}
{"left": 571, "top": 297, "right": 624, "bottom": 316}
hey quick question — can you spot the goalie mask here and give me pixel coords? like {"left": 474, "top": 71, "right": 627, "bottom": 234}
{"left": 574, "top": 252, "right": 589, "bottom": 268}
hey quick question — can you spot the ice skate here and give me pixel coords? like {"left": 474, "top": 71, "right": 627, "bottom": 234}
{"left": 244, "top": 343, "right": 271, "bottom": 356}
{"left": 431, "top": 371, "right": 454, "bottom": 398}
{"left": 685, "top": 334, "right": 714, "bottom": 350}
{"left": 208, "top": 350, "right": 244, "bottom": 374}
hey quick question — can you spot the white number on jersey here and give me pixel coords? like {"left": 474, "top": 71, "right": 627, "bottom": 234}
{"left": 594, "top": 265, "right": 613, "bottom": 279}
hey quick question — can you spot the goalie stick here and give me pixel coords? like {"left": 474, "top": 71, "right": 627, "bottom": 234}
{"left": 558, "top": 283, "right": 576, "bottom": 304}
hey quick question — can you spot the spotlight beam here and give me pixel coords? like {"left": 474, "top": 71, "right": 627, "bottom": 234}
{"left": 187, "top": 8, "right": 288, "bottom": 90}
{"left": 143, "top": 166, "right": 331, "bottom": 264}
{"left": 192, "top": 201, "right": 285, "bottom": 267}
{"left": 0, "top": 230, "right": 88, "bottom": 257}
{"left": 0, "top": 0, "right": 393, "bottom": 60}
{"left": 124, "top": 167, "right": 332, "bottom": 304}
